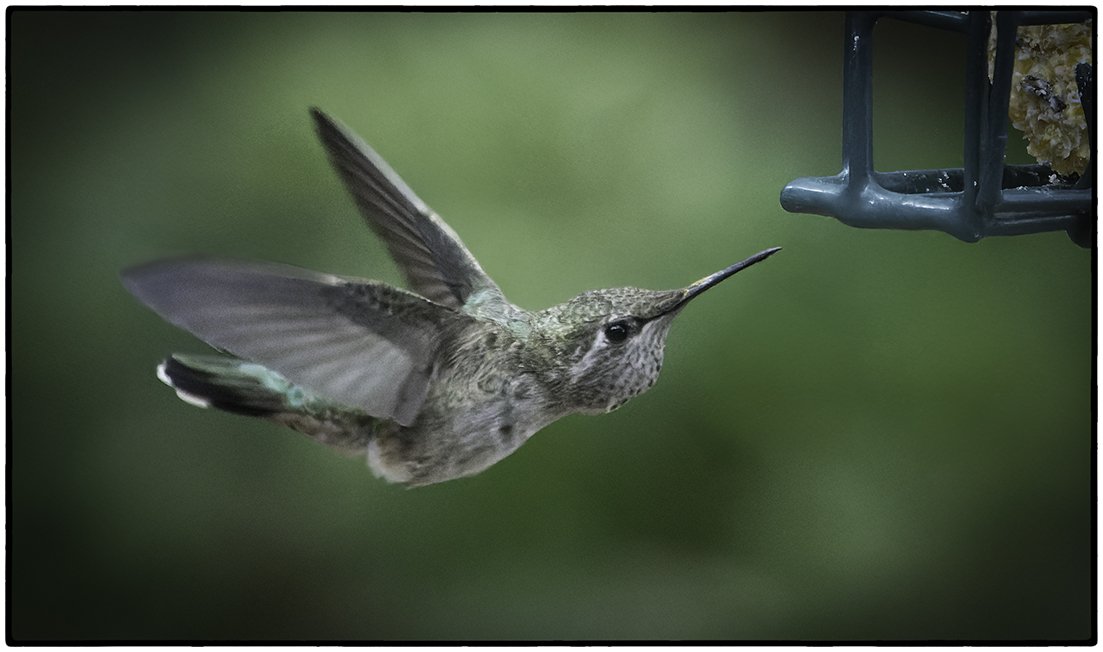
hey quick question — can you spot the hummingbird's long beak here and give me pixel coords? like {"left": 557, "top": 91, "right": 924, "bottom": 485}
{"left": 666, "top": 246, "right": 781, "bottom": 314}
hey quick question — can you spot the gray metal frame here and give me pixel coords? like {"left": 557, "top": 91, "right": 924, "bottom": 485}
{"left": 780, "top": 10, "right": 1094, "bottom": 247}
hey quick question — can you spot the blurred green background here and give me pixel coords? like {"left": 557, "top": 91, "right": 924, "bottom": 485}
{"left": 10, "top": 10, "right": 1092, "bottom": 642}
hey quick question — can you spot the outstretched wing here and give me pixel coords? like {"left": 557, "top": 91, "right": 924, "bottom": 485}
{"left": 122, "top": 257, "right": 471, "bottom": 426}
{"left": 311, "top": 108, "right": 504, "bottom": 311}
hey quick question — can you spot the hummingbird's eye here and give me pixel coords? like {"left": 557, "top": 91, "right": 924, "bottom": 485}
{"left": 603, "top": 319, "right": 633, "bottom": 344}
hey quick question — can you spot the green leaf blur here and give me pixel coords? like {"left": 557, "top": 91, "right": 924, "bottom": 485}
{"left": 10, "top": 10, "right": 1091, "bottom": 642}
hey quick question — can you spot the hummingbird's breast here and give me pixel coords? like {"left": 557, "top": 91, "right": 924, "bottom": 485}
{"left": 366, "top": 320, "right": 558, "bottom": 486}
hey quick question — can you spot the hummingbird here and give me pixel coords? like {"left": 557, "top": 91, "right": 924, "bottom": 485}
{"left": 122, "top": 108, "right": 780, "bottom": 487}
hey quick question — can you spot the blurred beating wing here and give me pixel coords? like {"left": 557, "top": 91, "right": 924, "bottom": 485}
{"left": 311, "top": 108, "right": 505, "bottom": 311}
{"left": 121, "top": 257, "right": 471, "bottom": 426}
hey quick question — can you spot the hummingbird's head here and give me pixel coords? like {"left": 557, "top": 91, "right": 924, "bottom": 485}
{"left": 535, "top": 247, "right": 780, "bottom": 415}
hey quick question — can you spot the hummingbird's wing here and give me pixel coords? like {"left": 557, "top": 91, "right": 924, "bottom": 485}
{"left": 122, "top": 257, "right": 471, "bottom": 427}
{"left": 311, "top": 108, "right": 505, "bottom": 312}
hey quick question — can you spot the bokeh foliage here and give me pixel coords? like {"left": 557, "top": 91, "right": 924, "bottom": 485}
{"left": 10, "top": 10, "right": 1092, "bottom": 641}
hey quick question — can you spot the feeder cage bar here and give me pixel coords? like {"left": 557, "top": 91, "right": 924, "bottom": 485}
{"left": 780, "top": 10, "right": 1094, "bottom": 247}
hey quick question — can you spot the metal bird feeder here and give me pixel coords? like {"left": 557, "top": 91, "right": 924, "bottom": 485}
{"left": 780, "top": 10, "right": 1094, "bottom": 247}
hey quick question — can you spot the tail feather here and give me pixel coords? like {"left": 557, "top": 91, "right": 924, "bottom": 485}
{"left": 157, "top": 354, "right": 302, "bottom": 417}
{"left": 155, "top": 354, "right": 380, "bottom": 452}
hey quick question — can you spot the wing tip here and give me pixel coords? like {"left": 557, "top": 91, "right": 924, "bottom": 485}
{"left": 120, "top": 258, "right": 172, "bottom": 304}
{"left": 120, "top": 255, "right": 213, "bottom": 303}
{"left": 309, "top": 105, "right": 332, "bottom": 128}
{"left": 310, "top": 106, "right": 347, "bottom": 145}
